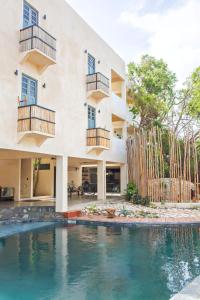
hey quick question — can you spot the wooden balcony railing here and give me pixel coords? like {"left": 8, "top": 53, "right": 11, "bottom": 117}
{"left": 87, "top": 128, "right": 110, "bottom": 149}
{"left": 86, "top": 72, "right": 110, "bottom": 99}
{"left": 19, "top": 25, "right": 56, "bottom": 61}
{"left": 18, "top": 105, "right": 55, "bottom": 136}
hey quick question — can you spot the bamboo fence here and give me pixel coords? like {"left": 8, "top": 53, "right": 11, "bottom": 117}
{"left": 127, "top": 127, "right": 200, "bottom": 203}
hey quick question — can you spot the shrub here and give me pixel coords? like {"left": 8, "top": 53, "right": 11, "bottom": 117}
{"left": 125, "top": 183, "right": 150, "bottom": 207}
{"left": 119, "top": 205, "right": 131, "bottom": 216}
{"left": 125, "top": 183, "right": 138, "bottom": 201}
{"left": 132, "top": 195, "right": 150, "bottom": 207}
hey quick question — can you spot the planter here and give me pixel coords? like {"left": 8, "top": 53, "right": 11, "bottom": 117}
{"left": 106, "top": 208, "right": 116, "bottom": 218}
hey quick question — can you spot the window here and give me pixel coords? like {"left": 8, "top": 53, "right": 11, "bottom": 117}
{"left": 88, "top": 54, "right": 95, "bottom": 75}
{"left": 88, "top": 105, "right": 96, "bottom": 129}
{"left": 23, "top": 1, "right": 38, "bottom": 28}
{"left": 21, "top": 74, "right": 37, "bottom": 106}
{"left": 39, "top": 164, "right": 50, "bottom": 171}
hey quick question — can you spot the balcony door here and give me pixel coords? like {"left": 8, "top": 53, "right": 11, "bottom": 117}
{"left": 23, "top": 1, "right": 38, "bottom": 28}
{"left": 88, "top": 105, "right": 96, "bottom": 129}
{"left": 21, "top": 74, "right": 37, "bottom": 106}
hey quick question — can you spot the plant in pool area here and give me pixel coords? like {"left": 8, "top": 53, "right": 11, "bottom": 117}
{"left": 125, "top": 183, "right": 138, "bottom": 201}
{"left": 126, "top": 183, "right": 150, "bottom": 207}
{"left": 135, "top": 211, "right": 159, "bottom": 218}
{"left": 149, "top": 203, "right": 157, "bottom": 209}
{"left": 161, "top": 199, "right": 166, "bottom": 206}
{"left": 119, "top": 206, "right": 131, "bottom": 217}
{"left": 132, "top": 195, "right": 150, "bottom": 207}
{"left": 87, "top": 204, "right": 98, "bottom": 214}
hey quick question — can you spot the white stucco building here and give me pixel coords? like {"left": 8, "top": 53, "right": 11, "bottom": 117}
{"left": 0, "top": 0, "right": 131, "bottom": 212}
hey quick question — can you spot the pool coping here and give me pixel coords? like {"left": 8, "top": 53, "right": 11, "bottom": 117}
{"left": 0, "top": 222, "right": 55, "bottom": 238}
{"left": 1, "top": 215, "right": 200, "bottom": 239}
{"left": 67, "top": 216, "right": 200, "bottom": 227}
{"left": 170, "top": 275, "right": 200, "bottom": 300}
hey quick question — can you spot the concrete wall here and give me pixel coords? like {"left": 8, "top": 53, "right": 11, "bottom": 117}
{"left": 34, "top": 158, "right": 55, "bottom": 197}
{"left": 0, "top": 0, "right": 127, "bottom": 165}
{"left": 68, "top": 167, "right": 82, "bottom": 187}
{"left": 21, "top": 159, "right": 33, "bottom": 199}
{"left": 0, "top": 159, "right": 20, "bottom": 201}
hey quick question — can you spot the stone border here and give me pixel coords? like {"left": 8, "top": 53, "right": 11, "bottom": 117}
{"left": 1, "top": 205, "right": 200, "bottom": 226}
{"left": 0, "top": 206, "right": 64, "bottom": 225}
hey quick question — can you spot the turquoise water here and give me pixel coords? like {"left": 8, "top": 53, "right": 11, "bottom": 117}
{"left": 0, "top": 224, "right": 200, "bottom": 300}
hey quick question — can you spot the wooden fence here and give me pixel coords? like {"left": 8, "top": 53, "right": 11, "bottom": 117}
{"left": 127, "top": 128, "right": 199, "bottom": 202}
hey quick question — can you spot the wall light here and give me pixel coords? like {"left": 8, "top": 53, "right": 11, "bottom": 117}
{"left": 14, "top": 70, "right": 18, "bottom": 76}
{"left": 43, "top": 14, "right": 47, "bottom": 20}
{"left": 84, "top": 102, "right": 88, "bottom": 107}
{"left": 42, "top": 83, "right": 46, "bottom": 88}
{"left": 84, "top": 49, "right": 88, "bottom": 54}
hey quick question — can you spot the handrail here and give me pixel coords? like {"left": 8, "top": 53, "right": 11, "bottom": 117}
{"left": 87, "top": 127, "right": 110, "bottom": 133}
{"left": 87, "top": 136, "right": 110, "bottom": 141}
{"left": 18, "top": 117, "right": 55, "bottom": 125}
{"left": 18, "top": 104, "right": 55, "bottom": 113}
{"left": 20, "top": 24, "right": 56, "bottom": 41}
{"left": 20, "top": 36, "right": 56, "bottom": 51}
{"left": 86, "top": 72, "right": 109, "bottom": 87}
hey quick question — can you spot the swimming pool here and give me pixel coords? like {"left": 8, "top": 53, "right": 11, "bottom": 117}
{"left": 0, "top": 224, "right": 200, "bottom": 300}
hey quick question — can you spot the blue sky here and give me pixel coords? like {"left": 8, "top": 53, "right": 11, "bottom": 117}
{"left": 67, "top": 0, "right": 200, "bottom": 84}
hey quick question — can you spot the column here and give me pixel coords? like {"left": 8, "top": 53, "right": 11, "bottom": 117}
{"left": 15, "top": 159, "right": 21, "bottom": 201}
{"left": 97, "top": 160, "right": 106, "bottom": 201}
{"left": 120, "top": 164, "right": 127, "bottom": 195}
{"left": 56, "top": 156, "right": 68, "bottom": 212}
{"left": 30, "top": 158, "right": 33, "bottom": 198}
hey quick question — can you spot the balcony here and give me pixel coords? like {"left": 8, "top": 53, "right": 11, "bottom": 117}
{"left": 86, "top": 72, "right": 110, "bottom": 101}
{"left": 18, "top": 104, "right": 55, "bottom": 139}
{"left": 112, "top": 93, "right": 127, "bottom": 120}
{"left": 87, "top": 128, "right": 110, "bottom": 152}
{"left": 19, "top": 25, "right": 56, "bottom": 73}
{"left": 110, "top": 137, "right": 127, "bottom": 162}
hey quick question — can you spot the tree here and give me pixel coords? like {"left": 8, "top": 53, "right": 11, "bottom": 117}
{"left": 170, "top": 66, "right": 200, "bottom": 135}
{"left": 127, "top": 54, "right": 176, "bottom": 129}
{"left": 33, "top": 158, "right": 41, "bottom": 196}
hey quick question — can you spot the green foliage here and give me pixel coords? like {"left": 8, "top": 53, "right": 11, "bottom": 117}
{"left": 125, "top": 183, "right": 138, "bottom": 201}
{"left": 132, "top": 196, "right": 150, "bottom": 207}
{"left": 128, "top": 54, "right": 176, "bottom": 129}
{"left": 119, "top": 206, "right": 131, "bottom": 217}
{"left": 187, "top": 66, "right": 200, "bottom": 119}
{"left": 126, "top": 183, "right": 150, "bottom": 206}
{"left": 87, "top": 204, "right": 98, "bottom": 214}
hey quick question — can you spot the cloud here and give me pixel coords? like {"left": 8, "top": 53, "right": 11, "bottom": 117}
{"left": 119, "top": 0, "right": 200, "bottom": 84}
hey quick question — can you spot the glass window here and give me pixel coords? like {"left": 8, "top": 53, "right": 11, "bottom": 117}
{"left": 88, "top": 105, "right": 96, "bottom": 129}
{"left": 88, "top": 54, "right": 95, "bottom": 75}
{"left": 23, "top": 1, "right": 38, "bottom": 28}
{"left": 21, "top": 74, "right": 37, "bottom": 106}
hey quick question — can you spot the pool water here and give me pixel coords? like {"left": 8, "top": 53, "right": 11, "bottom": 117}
{"left": 0, "top": 224, "right": 200, "bottom": 300}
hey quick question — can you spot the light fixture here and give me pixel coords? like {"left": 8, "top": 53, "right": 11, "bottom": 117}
{"left": 98, "top": 109, "right": 101, "bottom": 113}
{"left": 14, "top": 70, "right": 18, "bottom": 76}
{"left": 42, "top": 83, "right": 46, "bottom": 88}
{"left": 84, "top": 49, "right": 88, "bottom": 54}
{"left": 84, "top": 102, "right": 87, "bottom": 107}
{"left": 43, "top": 14, "right": 47, "bottom": 20}
{"left": 98, "top": 60, "right": 101, "bottom": 64}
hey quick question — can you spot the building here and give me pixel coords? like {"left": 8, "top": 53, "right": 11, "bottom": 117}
{"left": 0, "top": 0, "right": 131, "bottom": 212}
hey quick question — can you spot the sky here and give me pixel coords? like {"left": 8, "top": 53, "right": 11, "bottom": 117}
{"left": 66, "top": 0, "right": 200, "bottom": 85}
